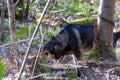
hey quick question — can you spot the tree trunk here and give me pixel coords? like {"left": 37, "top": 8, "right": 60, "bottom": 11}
{"left": 98, "top": 0, "right": 115, "bottom": 47}
{"left": 88, "top": 0, "right": 117, "bottom": 61}
{"left": 25, "top": 0, "right": 30, "bottom": 19}
{"left": 0, "top": 0, "right": 5, "bottom": 41}
{"left": 7, "top": 0, "right": 16, "bottom": 53}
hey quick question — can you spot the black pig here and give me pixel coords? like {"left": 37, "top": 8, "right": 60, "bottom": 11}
{"left": 44, "top": 24, "right": 120, "bottom": 60}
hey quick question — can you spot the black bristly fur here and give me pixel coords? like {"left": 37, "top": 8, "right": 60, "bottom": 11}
{"left": 113, "top": 31, "right": 120, "bottom": 47}
{"left": 44, "top": 23, "right": 120, "bottom": 60}
{"left": 44, "top": 24, "right": 94, "bottom": 60}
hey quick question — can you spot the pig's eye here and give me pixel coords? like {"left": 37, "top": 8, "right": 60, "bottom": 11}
{"left": 44, "top": 50, "right": 50, "bottom": 55}
{"left": 54, "top": 45, "right": 62, "bottom": 51}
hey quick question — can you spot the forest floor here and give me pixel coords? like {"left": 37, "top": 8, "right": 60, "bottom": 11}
{"left": 0, "top": 0, "right": 120, "bottom": 79}
{"left": 0, "top": 24, "right": 120, "bottom": 80}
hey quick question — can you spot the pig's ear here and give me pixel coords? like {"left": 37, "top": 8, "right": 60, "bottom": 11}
{"left": 56, "top": 30, "right": 69, "bottom": 47}
{"left": 61, "top": 30, "right": 69, "bottom": 44}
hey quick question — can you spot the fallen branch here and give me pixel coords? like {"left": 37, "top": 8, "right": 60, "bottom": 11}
{"left": 69, "top": 17, "right": 97, "bottom": 24}
{"left": 87, "top": 61, "right": 120, "bottom": 67}
{"left": 26, "top": 73, "right": 48, "bottom": 80}
{"left": 0, "top": 37, "right": 40, "bottom": 48}
{"left": 26, "top": 73, "right": 66, "bottom": 80}
{"left": 51, "top": 8, "right": 68, "bottom": 14}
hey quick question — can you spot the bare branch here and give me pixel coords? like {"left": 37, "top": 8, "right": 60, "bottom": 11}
{"left": 16, "top": 0, "right": 51, "bottom": 80}
{"left": 31, "top": 28, "right": 47, "bottom": 76}
{"left": 0, "top": 37, "right": 40, "bottom": 48}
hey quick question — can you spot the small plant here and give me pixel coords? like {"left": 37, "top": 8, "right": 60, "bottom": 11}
{"left": 40, "top": 54, "right": 51, "bottom": 73}
{"left": 16, "top": 27, "right": 29, "bottom": 39}
{"left": 42, "top": 65, "right": 51, "bottom": 73}
{"left": 68, "top": 70, "right": 77, "bottom": 80}
{"left": 0, "top": 60, "right": 4, "bottom": 79}
{"left": 16, "top": 23, "right": 36, "bottom": 40}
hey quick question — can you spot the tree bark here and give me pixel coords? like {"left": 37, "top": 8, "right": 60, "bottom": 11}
{"left": 98, "top": 0, "right": 116, "bottom": 61}
{"left": 0, "top": 0, "right": 5, "bottom": 41}
{"left": 25, "top": 0, "right": 30, "bottom": 19}
{"left": 7, "top": 0, "right": 16, "bottom": 53}
{"left": 97, "top": 0, "right": 115, "bottom": 47}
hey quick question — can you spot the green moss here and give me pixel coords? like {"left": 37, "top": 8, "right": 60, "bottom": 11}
{"left": 70, "top": 17, "right": 97, "bottom": 24}
{"left": 88, "top": 46, "right": 117, "bottom": 61}
{"left": 88, "top": 47, "right": 99, "bottom": 60}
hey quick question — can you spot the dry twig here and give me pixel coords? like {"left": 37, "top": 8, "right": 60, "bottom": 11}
{"left": 31, "top": 28, "right": 46, "bottom": 76}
